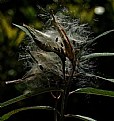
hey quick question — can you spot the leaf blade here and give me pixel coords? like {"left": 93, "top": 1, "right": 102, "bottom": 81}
{"left": 0, "top": 106, "right": 54, "bottom": 121}
{"left": 70, "top": 87, "right": 114, "bottom": 97}
{"left": 0, "top": 88, "right": 63, "bottom": 108}
{"left": 86, "top": 29, "right": 114, "bottom": 47}
{"left": 85, "top": 73, "right": 114, "bottom": 83}
{"left": 81, "top": 53, "right": 114, "bottom": 60}
{"left": 65, "top": 114, "right": 96, "bottom": 121}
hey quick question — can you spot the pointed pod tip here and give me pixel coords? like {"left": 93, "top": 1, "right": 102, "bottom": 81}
{"left": 23, "top": 23, "right": 26, "bottom": 27}
{"left": 12, "top": 23, "right": 16, "bottom": 26}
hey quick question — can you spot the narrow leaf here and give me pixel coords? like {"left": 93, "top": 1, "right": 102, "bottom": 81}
{"left": 79, "top": 29, "right": 114, "bottom": 58}
{"left": 0, "top": 88, "right": 63, "bottom": 108}
{"left": 65, "top": 114, "right": 96, "bottom": 121}
{"left": 85, "top": 73, "right": 114, "bottom": 83}
{"left": 0, "top": 106, "right": 54, "bottom": 121}
{"left": 86, "top": 29, "right": 114, "bottom": 47}
{"left": 81, "top": 53, "right": 114, "bottom": 61}
{"left": 70, "top": 87, "right": 114, "bottom": 97}
{"left": 0, "top": 91, "right": 31, "bottom": 108}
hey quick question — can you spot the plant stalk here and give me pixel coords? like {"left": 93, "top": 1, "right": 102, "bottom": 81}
{"left": 54, "top": 98, "right": 58, "bottom": 121}
{"left": 59, "top": 90, "right": 65, "bottom": 121}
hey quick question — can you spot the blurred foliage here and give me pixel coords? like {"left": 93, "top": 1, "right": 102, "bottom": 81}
{"left": 0, "top": 12, "right": 25, "bottom": 45}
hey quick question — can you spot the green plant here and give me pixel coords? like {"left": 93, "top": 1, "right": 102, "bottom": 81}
{"left": 0, "top": 8, "right": 114, "bottom": 121}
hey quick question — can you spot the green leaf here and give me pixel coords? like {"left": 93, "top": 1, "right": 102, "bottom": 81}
{"left": 0, "top": 106, "right": 54, "bottom": 121}
{"left": 85, "top": 73, "right": 114, "bottom": 83}
{"left": 65, "top": 114, "right": 96, "bottom": 121}
{"left": 0, "top": 88, "right": 63, "bottom": 108}
{"left": 70, "top": 87, "right": 114, "bottom": 97}
{"left": 81, "top": 53, "right": 114, "bottom": 61}
{"left": 86, "top": 29, "right": 114, "bottom": 47}
{"left": 0, "top": 91, "right": 31, "bottom": 108}
{"left": 78, "top": 29, "right": 114, "bottom": 58}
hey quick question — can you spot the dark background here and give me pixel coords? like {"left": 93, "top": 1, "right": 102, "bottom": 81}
{"left": 0, "top": 0, "right": 114, "bottom": 121}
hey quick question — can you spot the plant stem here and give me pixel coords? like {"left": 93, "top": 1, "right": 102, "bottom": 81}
{"left": 59, "top": 90, "right": 65, "bottom": 121}
{"left": 59, "top": 65, "right": 75, "bottom": 121}
{"left": 54, "top": 98, "right": 58, "bottom": 121}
